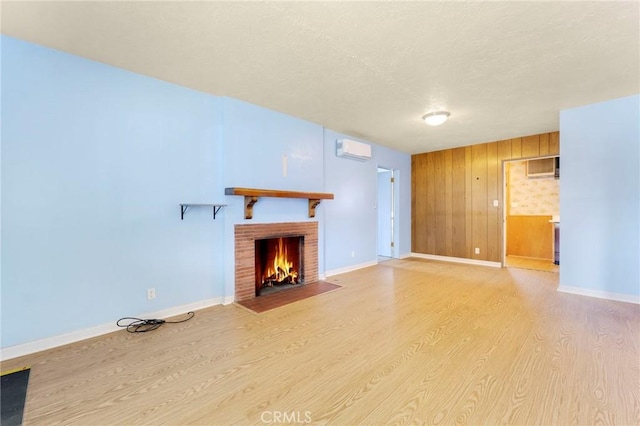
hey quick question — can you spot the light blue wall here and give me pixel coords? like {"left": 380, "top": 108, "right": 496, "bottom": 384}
{"left": 1, "top": 36, "right": 411, "bottom": 349}
{"left": 221, "top": 97, "right": 324, "bottom": 192}
{"left": 559, "top": 94, "right": 640, "bottom": 297}
{"left": 323, "top": 130, "right": 411, "bottom": 272}
{"left": 1, "top": 36, "right": 224, "bottom": 347}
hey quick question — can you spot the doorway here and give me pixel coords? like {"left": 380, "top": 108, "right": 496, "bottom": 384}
{"left": 503, "top": 156, "right": 560, "bottom": 272}
{"left": 377, "top": 167, "right": 395, "bottom": 262}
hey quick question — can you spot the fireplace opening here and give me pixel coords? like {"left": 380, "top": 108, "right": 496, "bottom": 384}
{"left": 255, "top": 236, "right": 304, "bottom": 296}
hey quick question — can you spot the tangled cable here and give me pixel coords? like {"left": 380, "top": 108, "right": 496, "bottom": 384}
{"left": 116, "top": 311, "right": 195, "bottom": 333}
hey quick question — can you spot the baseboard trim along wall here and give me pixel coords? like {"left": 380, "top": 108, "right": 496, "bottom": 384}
{"left": 410, "top": 253, "right": 502, "bottom": 268}
{"left": 325, "top": 260, "right": 379, "bottom": 277}
{"left": 557, "top": 285, "right": 640, "bottom": 305}
{"left": 0, "top": 296, "right": 233, "bottom": 361}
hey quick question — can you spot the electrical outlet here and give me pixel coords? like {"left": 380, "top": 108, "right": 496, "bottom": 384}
{"left": 351, "top": 250, "right": 355, "bottom": 258}
{"left": 475, "top": 248, "right": 480, "bottom": 254}
{"left": 147, "top": 288, "right": 156, "bottom": 300}
{"left": 493, "top": 199, "right": 499, "bottom": 207}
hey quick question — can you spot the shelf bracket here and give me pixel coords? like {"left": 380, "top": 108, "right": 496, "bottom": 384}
{"left": 180, "top": 203, "right": 226, "bottom": 220}
{"left": 212, "top": 205, "right": 223, "bottom": 220}
{"left": 244, "top": 196, "right": 259, "bottom": 219}
{"left": 308, "top": 199, "right": 322, "bottom": 218}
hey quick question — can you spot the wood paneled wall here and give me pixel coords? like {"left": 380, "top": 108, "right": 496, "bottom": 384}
{"left": 411, "top": 132, "right": 559, "bottom": 262}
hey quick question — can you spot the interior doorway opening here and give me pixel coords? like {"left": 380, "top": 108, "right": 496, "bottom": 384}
{"left": 503, "top": 156, "right": 560, "bottom": 272}
{"left": 377, "top": 167, "right": 397, "bottom": 262}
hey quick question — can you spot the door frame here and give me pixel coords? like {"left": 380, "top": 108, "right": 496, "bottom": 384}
{"left": 502, "top": 155, "right": 560, "bottom": 266}
{"left": 377, "top": 166, "right": 398, "bottom": 259}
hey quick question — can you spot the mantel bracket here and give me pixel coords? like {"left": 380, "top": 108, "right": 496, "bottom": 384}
{"left": 244, "top": 196, "right": 259, "bottom": 220}
{"left": 308, "top": 199, "right": 322, "bottom": 218}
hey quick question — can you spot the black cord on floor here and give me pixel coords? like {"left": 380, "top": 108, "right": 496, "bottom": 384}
{"left": 116, "top": 311, "right": 195, "bottom": 333}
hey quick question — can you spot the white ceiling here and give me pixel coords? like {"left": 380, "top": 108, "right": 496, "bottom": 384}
{"left": 2, "top": 1, "right": 639, "bottom": 154}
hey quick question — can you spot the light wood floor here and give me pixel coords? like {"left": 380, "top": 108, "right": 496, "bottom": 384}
{"left": 505, "top": 255, "right": 559, "bottom": 273}
{"left": 3, "top": 259, "right": 639, "bottom": 425}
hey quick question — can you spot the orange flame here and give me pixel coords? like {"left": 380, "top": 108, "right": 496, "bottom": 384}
{"left": 263, "top": 238, "right": 299, "bottom": 284}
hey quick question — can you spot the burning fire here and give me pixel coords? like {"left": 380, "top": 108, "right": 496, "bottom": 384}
{"left": 262, "top": 238, "right": 299, "bottom": 286}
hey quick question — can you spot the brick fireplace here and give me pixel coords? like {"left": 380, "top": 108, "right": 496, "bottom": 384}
{"left": 234, "top": 222, "right": 318, "bottom": 301}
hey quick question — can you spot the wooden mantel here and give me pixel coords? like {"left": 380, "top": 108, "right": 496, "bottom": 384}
{"left": 224, "top": 187, "right": 334, "bottom": 219}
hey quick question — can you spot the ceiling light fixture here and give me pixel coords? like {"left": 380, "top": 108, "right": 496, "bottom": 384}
{"left": 422, "top": 111, "right": 451, "bottom": 126}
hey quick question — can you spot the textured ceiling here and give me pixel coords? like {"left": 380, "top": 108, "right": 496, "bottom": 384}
{"left": 2, "top": 1, "right": 639, "bottom": 154}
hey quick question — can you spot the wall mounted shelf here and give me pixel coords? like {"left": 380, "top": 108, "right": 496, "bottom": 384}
{"left": 224, "top": 187, "right": 334, "bottom": 219}
{"left": 180, "top": 204, "right": 226, "bottom": 220}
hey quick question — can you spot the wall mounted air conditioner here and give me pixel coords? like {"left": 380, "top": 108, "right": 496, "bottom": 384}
{"left": 336, "top": 139, "right": 372, "bottom": 161}
{"left": 526, "top": 157, "right": 556, "bottom": 178}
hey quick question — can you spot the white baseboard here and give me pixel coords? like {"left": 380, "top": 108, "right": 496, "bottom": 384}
{"left": 0, "top": 297, "right": 227, "bottom": 361}
{"left": 325, "top": 260, "right": 378, "bottom": 277}
{"left": 557, "top": 285, "right": 640, "bottom": 305}
{"left": 410, "top": 253, "right": 502, "bottom": 268}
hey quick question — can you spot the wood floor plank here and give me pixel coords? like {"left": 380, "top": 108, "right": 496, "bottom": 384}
{"left": 2, "top": 259, "right": 638, "bottom": 425}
